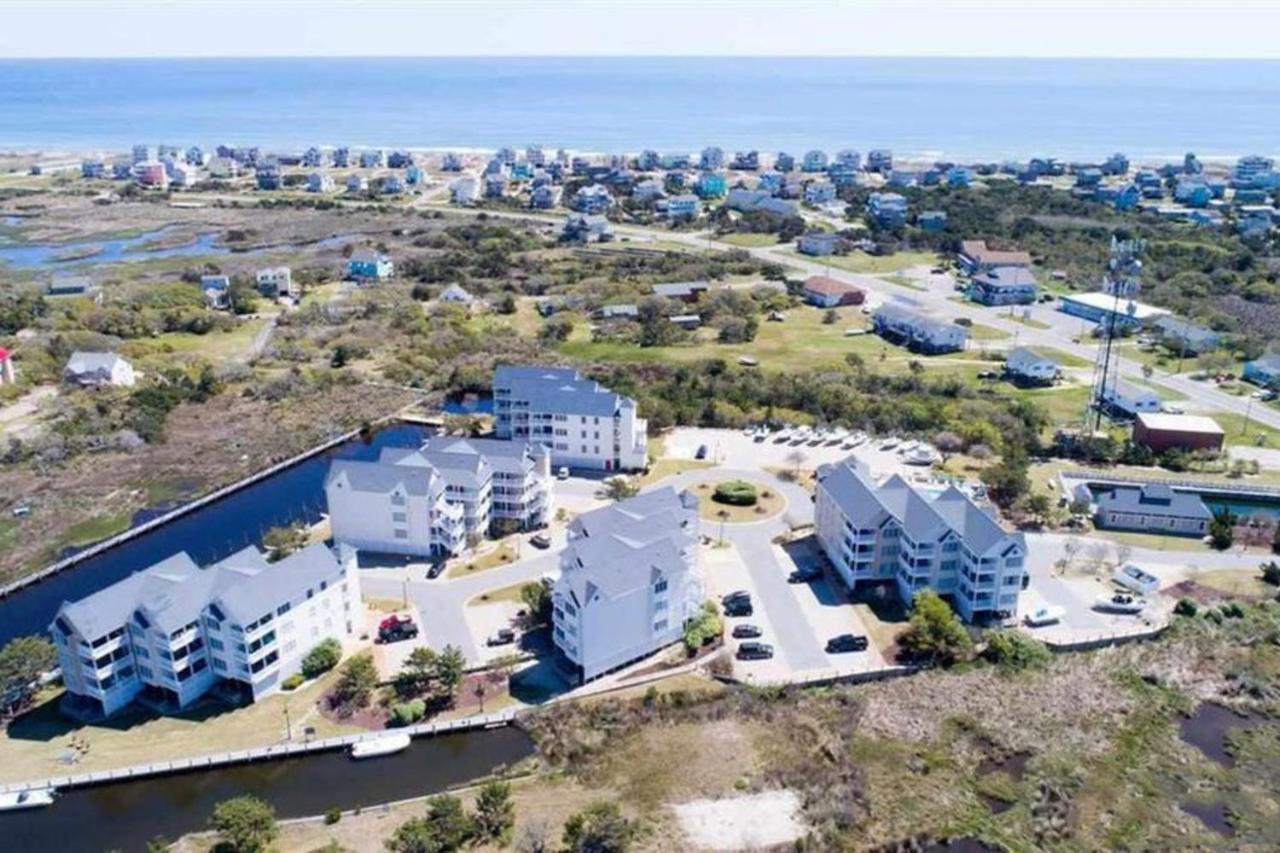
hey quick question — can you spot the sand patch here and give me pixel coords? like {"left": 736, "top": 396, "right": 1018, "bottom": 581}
{"left": 673, "top": 789, "right": 804, "bottom": 851}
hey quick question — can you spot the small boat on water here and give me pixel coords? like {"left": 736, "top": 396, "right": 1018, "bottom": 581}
{"left": 0, "top": 788, "right": 56, "bottom": 811}
{"left": 1094, "top": 593, "right": 1145, "bottom": 615}
{"left": 350, "top": 732, "right": 412, "bottom": 760}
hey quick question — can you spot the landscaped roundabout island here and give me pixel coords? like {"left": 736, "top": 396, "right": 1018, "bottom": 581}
{"left": 697, "top": 479, "right": 786, "bottom": 523}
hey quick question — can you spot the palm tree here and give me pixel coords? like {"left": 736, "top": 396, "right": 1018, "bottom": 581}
{"left": 717, "top": 508, "right": 730, "bottom": 545}
{"left": 785, "top": 449, "right": 807, "bottom": 479}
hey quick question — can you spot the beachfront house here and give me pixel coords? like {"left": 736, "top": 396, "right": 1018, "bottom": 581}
{"left": 552, "top": 487, "right": 703, "bottom": 683}
{"left": 774, "top": 152, "right": 796, "bottom": 172}
{"left": 866, "top": 149, "right": 894, "bottom": 173}
{"left": 694, "top": 172, "right": 727, "bottom": 199}
{"left": 957, "top": 240, "right": 1032, "bottom": 275}
{"left": 347, "top": 249, "right": 394, "bottom": 282}
{"left": 1004, "top": 347, "right": 1059, "bottom": 386}
{"left": 493, "top": 364, "right": 648, "bottom": 472}
{"left": 450, "top": 177, "right": 479, "bottom": 205}
{"left": 359, "top": 149, "right": 385, "bottom": 169}
{"left": 50, "top": 543, "right": 361, "bottom": 719}
{"left": 802, "top": 150, "right": 828, "bottom": 172}
{"left": 64, "top": 352, "right": 136, "bottom": 388}
{"left": 797, "top": 231, "right": 840, "bottom": 256}
{"left": 866, "top": 192, "right": 908, "bottom": 228}
{"left": 1100, "top": 380, "right": 1161, "bottom": 418}
{"left": 803, "top": 275, "right": 865, "bottom": 308}
{"left": 968, "top": 266, "right": 1038, "bottom": 306}
{"left": 345, "top": 174, "right": 368, "bottom": 194}
{"left": 632, "top": 179, "right": 665, "bottom": 203}
{"left": 1243, "top": 352, "right": 1280, "bottom": 388}
{"left": 814, "top": 457, "right": 1026, "bottom": 622}
{"left": 731, "top": 150, "right": 760, "bottom": 170}
{"left": 872, "top": 304, "right": 968, "bottom": 354}
{"left": 307, "top": 171, "right": 335, "bottom": 193}
{"left": 699, "top": 147, "right": 724, "bottom": 171}
{"left": 255, "top": 266, "right": 296, "bottom": 299}
{"left": 1092, "top": 483, "right": 1212, "bottom": 537}
{"left": 804, "top": 181, "right": 837, "bottom": 205}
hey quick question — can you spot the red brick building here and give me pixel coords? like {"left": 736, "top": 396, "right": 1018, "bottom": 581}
{"left": 1133, "top": 413, "right": 1225, "bottom": 454}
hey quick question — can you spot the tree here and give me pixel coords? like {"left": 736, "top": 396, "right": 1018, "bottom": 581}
{"left": 1024, "top": 492, "right": 1052, "bottom": 525}
{"left": 785, "top": 448, "right": 807, "bottom": 478}
{"left": 1209, "top": 508, "right": 1237, "bottom": 551}
{"left": 494, "top": 292, "right": 518, "bottom": 314}
{"left": 539, "top": 315, "right": 574, "bottom": 343}
{"left": 596, "top": 476, "right": 639, "bottom": 501}
{"left": 0, "top": 635, "right": 57, "bottom": 717}
{"left": 385, "top": 795, "right": 475, "bottom": 853}
{"left": 562, "top": 800, "right": 634, "bottom": 853}
{"left": 330, "top": 652, "right": 378, "bottom": 714}
{"left": 210, "top": 795, "right": 278, "bottom": 853}
{"left": 933, "top": 430, "right": 965, "bottom": 462}
{"left": 982, "top": 630, "right": 1051, "bottom": 671}
{"left": 227, "top": 276, "right": 260, "bottom": 316}
{"left": 397, "top": 646, "right": 439, "bottom": 695}
{"left": 520, "top": 580, "right": 553, "bottom": 625}
{"left": 898, "top": 590, "right": 972, "bottom": 665}
{"left": 822, "top": 308, "right": 839, "bottom": 325}
{"left": 1271, "top": 524, "right": 1280, "bottom": 555}
{"left": 261, "top": 523, "right": 309, "bottom": 562}
{"left": 981, "top": 450, "right": 1030, "bottom": 508}
{"left": 434, "top": 645, "right": 466, "bottom": 697}
{"left": 1260, "top": 560, "right": 1280, "bottom": 587}
{"left": 301, "top": 637, "right": 342, "bottom": 678}
{"left": 473, "top": 780, "right": 515, "bottom": 842}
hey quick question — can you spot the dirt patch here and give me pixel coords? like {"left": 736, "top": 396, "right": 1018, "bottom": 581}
{"left": 672, "top": 789, "right": 804, "bottom": 851}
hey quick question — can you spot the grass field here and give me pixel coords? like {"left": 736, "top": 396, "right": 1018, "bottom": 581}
{"left": 715, "top": 233, "right": 784, "bottom": 248}
{"left": 123, "top": 318, "right": 268, "bottom": 364}
{"left": 467, "top": 579, "right": 534, "bottom": 607}
{"left": 444, "top": 542, "right": 519, "bottom": 580}
{"left": 812, "top": 249, "right": 940, "bottom": 275}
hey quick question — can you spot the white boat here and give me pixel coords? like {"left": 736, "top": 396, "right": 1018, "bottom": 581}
{"left": 1094, "top": 593, "right": 1145, "bottom": 614}
{"left": 774, "top": 429, "right": 792, "bottom": 443}
{"left": 879, "top": 438, "right": 900, "bottom": 450}
{"left": 0, "top": 788, "right": 56, "bottom": 811}
{"left": 350, "top": 732, "right": 412, "bottom": 759}
{"left": 904, "top": 446, "right": 940, "bottom": 466}
{"left": 1023, "top": 605, "right": 1065, "bottom": 627}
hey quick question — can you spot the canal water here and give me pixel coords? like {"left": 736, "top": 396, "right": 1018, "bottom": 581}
{"left": 0, "top": 423, "right": 433, "bottom": 645}
{"left": 1, "top": 725, "right": 535, "bottom": 852}
{"left": 0, "top": 225, "right": 230, "bottom": 269}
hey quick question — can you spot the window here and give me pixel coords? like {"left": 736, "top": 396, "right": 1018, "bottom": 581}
{"left": 390, "top": 493, "right": 406, "bottom": 507}
{"left": 392, "top": 512, "right": 407, "bottom": 523}
{"left": 209, "top": 638, "right": 224, "bottom": 651}
{"left": 212, "top": 657, "right": 227, "bottom": 671}
{"left": 394, "top": 529, "right": 408, "bottom": 539}
{"left": 653, "top": 579, "right": 668, "bottom": 593}
{"left": 654, "top": 619, "right": 668, "bottom": 632}
{"left": 276, "top": 602, "right": 291, "bottom": 616}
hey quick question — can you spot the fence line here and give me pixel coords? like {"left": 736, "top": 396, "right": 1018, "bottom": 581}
{"left": 1059, "top": 467, "right": 1280, "bottom": 500}
{"left": 0, "top": 708, "right": 518, "bottom": 795}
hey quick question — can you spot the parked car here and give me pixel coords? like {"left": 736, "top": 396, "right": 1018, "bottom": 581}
{"left": 736, "top": 641, "right": 774, "bottom": 660}
{"left": 1023, "top": 605, "right": 1065, "bottom": 627}
{"left": 724, "top": 600, "right": 754, "bottom": 618}
{"left": 377, "top": 614, "right": 419, "bottom": 643}
{"left": 788, "top": 566, "right": 821, "bottom": 584}
{"left": 530, "top": 532, "right": 552, "bottom": 549}
{"left": 825, "top": 633, "right": 869, "bottom": 654}
{"left": 556, "top": 466, "right": 570, "bottom": 480}
{"left": 732, "top": 624, "right": 762, "bottom": 639}
{"left": 487, "top": 628, "right": 516, "bottom": 647}
{"left": 721, "top": 590, "right": 750, "bottom": 605}
{"left": 695, "top": 444, "right": 709, "bottom": 460}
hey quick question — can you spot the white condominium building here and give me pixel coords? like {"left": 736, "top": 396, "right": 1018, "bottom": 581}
{"left": 325, "top": 437, "right": 552, "bottom": 557}
{"left": 493, "top": 364, "right": 648, "bottom": 472}
{"left": 814, "top": 457, "right": 1026, "bottom": 622}
{"left": 50, "top": 543, "right": 361, "bottom": 720}
{"left": 552, "top": 487, "right": 703, "bottom": 682}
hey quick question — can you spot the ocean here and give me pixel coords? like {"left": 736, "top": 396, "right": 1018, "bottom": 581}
{"left": 0, "top": 56, "right": 1278, "bottom": 161}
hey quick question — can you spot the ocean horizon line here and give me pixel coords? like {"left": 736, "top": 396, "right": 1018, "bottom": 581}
{"left": 4, "top": 54, "right": 1280, "bottom": 62}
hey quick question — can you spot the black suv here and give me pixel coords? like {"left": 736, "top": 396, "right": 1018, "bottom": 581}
{"left": 731, "top": 624, "right": 762, "bottom": 639}
{"left": 788, "top": 566, "right": 821, "bottom": 584}
{"left": 736, "top": 642, "right": 774, "bottom": 660}
{"left": 724, "top": 599, "right": 754, "bottom": 617}
{"left": 825, "top": 634, "right": 869, "bottom": 654}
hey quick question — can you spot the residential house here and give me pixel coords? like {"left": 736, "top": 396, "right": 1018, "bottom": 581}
{"left": 866, "top": 192, "right": 908, "bottom": 228}
{"left": 731, "top": 150, "right": 760, "bottom": 170}
{"left": 756, "top": 171, "right": 784, "bottom": 195}
{"left": 302, "top": 147, "right": 324, "bottom": 168}
{"left": 1149, "top": 316, "right": 1220, "bottom": 355}
{"left": 1100, "top": 380, "right": 1162, "bottom": 418}
{"left": 724, "top": 188, "right": 797, "bottom": 217}
{"left": 651, "top": 281, "right": 708, "bottom": 303}
{"left": 331, "top": 147, "right": 351, "bottom": 168}
{"left": 803, "top": 275, "right": 864, "bottom": 308}
{"left": 1174, "top": 177, "right": 1212, "bottom": 208}
{"left": 484, "top": 173, "right": 509, "bottom": 199}
{"left": 666, "top": 194, "right": 702, "bottom": 221}
{"left": 866, "top": 149, "right": 894, "bottom": 173}
{"left": 441, "top": 152, "right": 463, "bottom": 171}
{"left": 774, "top": 152, "right": 796, "bottom": 172}
{"left": 957, "top": 240, "right": 1032, "bottom": 275}
{"left": 381, "top": 175, "right": 405, "bottom": 195}
{"left": 50, "top": 543, "right": 361, "bottom": 719}
{"left": 660, "top": 152, "right": 691, "bottom": 170}
{"left": 81, "top": 159, "right": 106, "bottom": 179}
{"left": 1114, "top": 184, "right": 1142, "bottom": 211}
{"left": 888, "top": 170, "right": 918, "bottom": 189}
{"left": 255, "top": 267, "right": 296, "bottom": 299}
{"left": 359, "top": 149, "right": 385, "bottom": 169}
{"left": 0, "top": 346, "right": 15, "bottom": 385}
{"left": 450, "top": 177, "right": 480, "bottom": 205}
{"left": 833, "top": 149, "right": 861, "bottom": 170}
{"left": 636, "top": 149, "right": 661, "bottom": 171}
{"left": 814, "top": 458, "right": 1026, "bottom": 622}
{"left": 632, "top": 179, "right": 665, "bottom": 203}
{"left": 919, "top": 211, "right": 948, "bottom": 232}
{"left": 1133, "top": 413, "right": 1225, "bottom": 454}
{"left": 802, "top": 150, "right": 828, "bottom": 172}
{"left": 493, "top": 364, "right": 647, "bottom": 472}
{"left": 254, "top": 163, "right": 282, "bottom": 191}
{"left": 1101, "top": 152, "right": 1130, "bottom": 176}
{"left": 552, "top": 488, "right": 702, "bottom": 683}
{"left": 132, "top": 160, "right": 168, "bottom": 188}
{"left": 597, "top": 304, "right": 640, "bottom": 321}
{"left": 131, "top": 144, "right": 155, "bottom": 164}
{"left": 797, "top": 231, "right": 840, "bottom": 256}
{"left": 64, "top": 352, "right": 136, "bottom": 387}
{"left": 1232, "top": 155, "right": 1276, "bottom": 189}
{"left": 1075, "top": 168, "right": 1103, "bottom": 189}
{"left": 872, "top": 304, "right": 967, "bottom": 354}
{"left": 1093, "top": 483, "right": 1212, "bottom": 537}
{"left": 1004, "top": 347, "right": 1059, "bottom": 386}
{"left": 946, "top": 166, "right": 974, "bottom": 188}
{"left": 804, "top": 181, "right": 837, "bottom": 205}
{"left": 561, "top": 213, "right": 613, "bottom": 243}
{"left": 573, "top": 183, "right": 613, "bottom": 214}
{"left": 699, "top": 147, "right": 725, "bottom": 171}
{"left": 326, "top": 453, "right": 465, "bottom": 558}
{"left": 347, "top": 249, "right": 394, "bottom": 281}
{"left": 307, "top": 171, "right": 335, "bottom": 193}
{"left": 200, "top": 275, "right": 231, "bottom": 310}
{"left": 46, "top": 275, "right": 102, "bottom": 303}
{"left": 968, "top": 266, "right": 1038, "bottom": 306}
{"left": 694, "top": 172, "right": 727, "bottom": 199}
{"left": 530, "top": 184, "right": 562, "bottom": 209}
{"left": 387, "top": 150, "right": 414, "bottom": 169}
{"left": 1243, "top": 353, "right": 1280, "bottom": 387}
{"left": 345, "top": 174, "right": 368, "bottom": 194}
{"left": 206, "top": 156, "right": 239, "bottom": 179}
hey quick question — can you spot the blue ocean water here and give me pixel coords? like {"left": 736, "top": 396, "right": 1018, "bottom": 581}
{"left": 0, "top": 56, "right": 1278, "bottom": 160}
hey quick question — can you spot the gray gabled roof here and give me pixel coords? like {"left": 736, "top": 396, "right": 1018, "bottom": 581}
{"left": 57, "top": 552, "right": 202, "bottom": 642}
{"left": 1097, "top": 484, "right": 1212, "bottom": 521}
{"left": 214, "top": 542, "right": 344, "bottom": 625}
{"left": 1006, "top": 347, "right": 1058, "bottom": 370}
{"left": 495, "top": 365, "right": 631, "bottom": 418}
{"left": 931, "top": 487, "right": 1024, "bottom": 556}
{"left": 325, "top": 457, "right": 441, "bottom": 498}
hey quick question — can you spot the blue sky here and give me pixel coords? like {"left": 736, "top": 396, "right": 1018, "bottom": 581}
{"left": 4, "top": 1, "right": 1280, "bottom": 59}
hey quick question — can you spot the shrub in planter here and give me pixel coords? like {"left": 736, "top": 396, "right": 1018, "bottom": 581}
{"left": 281, "top": 673, "right": 306, "bottom": 691}
{"left": 301, "top": 637, "right": 342, "bottom": 678}
{"left": 391, "top": 699, "right": 427, "bottom": 726}
{"left": 712, "top": 480, "right": 759, "bottom": 507}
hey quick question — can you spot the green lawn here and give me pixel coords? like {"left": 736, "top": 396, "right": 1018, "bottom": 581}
{"left": 1010, "top": 383, "right": 1093, "bottom": 430}
{"left": 1212, "top": 411, "right": 1280, "bottom": 449}
{"left": 123, "top": 318, "right": 268, "bottom": 364}
{"left": 965, "top": 322, "right": 1011, "bottom": 341}
{"left": 806, "top": 249, "right": 940, "bottom": 275}
{"left": 1028, "top": 347, "right": 1094, "bottom": 369}
{"left": 715, "top": 233, "right": 784, "bottom": 248}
